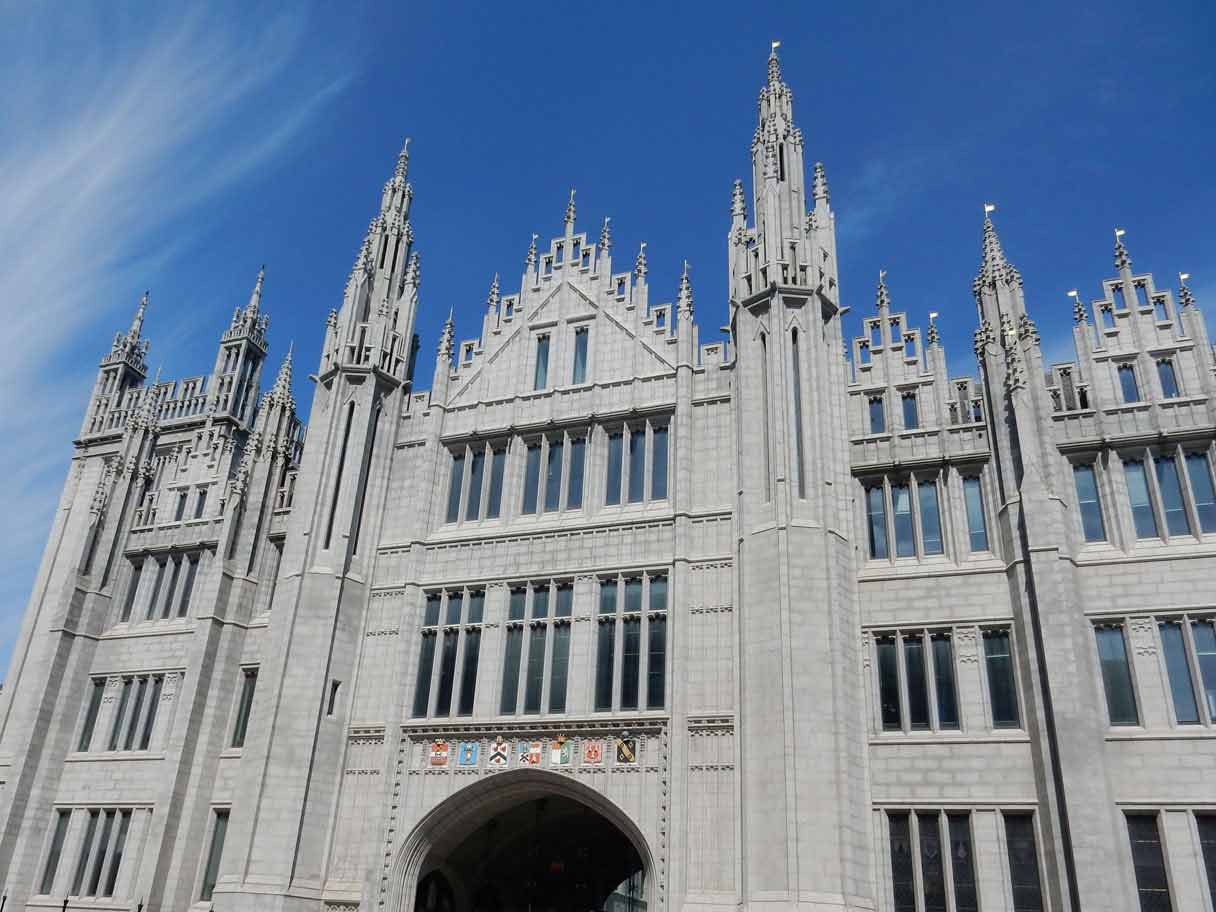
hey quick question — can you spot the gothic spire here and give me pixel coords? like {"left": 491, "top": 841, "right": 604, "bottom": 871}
{"left": 876, "top": 270, "right": 890, "bottom": 311}
{"left": 246, "top": 265, "right": 265, "bottom": 317}
{"left": 526, "top": 233, "right": 538, "bottom": 271}
{"left": 635, "top": 241, "right": 648, "bottom": 279}
{"left": 130, "top": 290, "right": 149, "bottom": 340}
{"left": 1114, "top": 227, "right": 1131, "bottom": 271}
{"left": 600, "top": 217, "right": 612, "bottom": 251}
{"left": 677, "top": 260, "right": 694, "bottom": 319}
{"left": 405, "top": 251, "right": 421, "bottom": 289}
{"left": 767, "top": 40, "right": 783, "bottom": 86}
{"left": 1069, "top": 290, "right": 1087, "bottom": 324}
{"left": 731, "top": 179, "right": 746, "bottom": 218}
{"left": 812, "top": 161, "right": 830, "bottom": 205}
{"left": 564, "top": 188, "right": 577, "bottom": 232}
{"left": 927, "top": 311, "right": 940, "bottom": 346}
{"left": 394, "top": 137, "right": 411, "bottom": 182}
{"left": 487, "top": 273, "right": 501, "bottom": 311}
{"left": 974, "top": 205, "right": 1022, "bottom": 289}
{"left": 269, "top": 342, "right": 294, "bottom": 407}
{"left": 1179, "top": 272, "right": 1195, "bottom": 309}
{"left": 437, "top": 309, "right": 454, "bottom": 361}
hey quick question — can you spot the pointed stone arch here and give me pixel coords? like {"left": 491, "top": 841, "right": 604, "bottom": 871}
{"left": 386, "top": 769, "right": 654, "bottom": 912}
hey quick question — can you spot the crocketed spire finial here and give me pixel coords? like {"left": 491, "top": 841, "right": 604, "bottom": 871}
{"left": 394, "top": 137, "right": 411, "bottom": 181}
{"left": 565, "top": 188, "right": 577, "bottom": 230}
{"left": 487, "top": 273, "right": 501, "bottom": 311}
{"left": 246, "top": 265, "right": 265, "bottom": 316}
{"left": 130, "top": 290, "right": 149, "bottom": 338}
{"left": 677, "top": 260, "right": 694, "bottom": 319}
{"left": 731, "top": 179, "right": 746, "bottom": 218}
{"left": 438, "top": 309, "right": 455, "bottom": 360}
{"left": 768, "top": 40, "right": 783, "bottom": 85}
{"left": 812, "top": 162, "right": 830, "bottom": 204}
{"left": 876, "top": 270, "right": 890, "bottom": 311}
{"left": 635, "top": 241, "right": 648, "bottom": 279}
{"left": 1114, "top": 227, "right": 1131, "bottom": 271}
{"left": 1179, "top": 272, "right": 1195, "bottom": 309}
{"left": 405, "top": 251, "right": 421, "bottom": 288}
{"left": 974, "top": 204, "right": 1022, "bottom": 289}
{"left": 269, "top": 342, "right": 294, "bottom": 406}
{"left": 527, "top": 233, "right": 538, "bottom": 270}
{"left": 927, "top": 311, "right": 940, "bottom": 346}
{"left": 1068, "top": 290, "right": 1087, "bottom": 324}
{"left": 600, "top": 217, "right": 612, "bottom": 251}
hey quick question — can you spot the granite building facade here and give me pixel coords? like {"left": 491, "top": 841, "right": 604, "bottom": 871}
{"left": 1, "top": 49, "right": 1214, "bottom": 912}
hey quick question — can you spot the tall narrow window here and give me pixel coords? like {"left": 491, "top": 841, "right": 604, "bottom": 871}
{"left": 621, "top": 578, "right": 643, "bottom": 709}
{"left": 79, "top": 678, "right": 105, "bottom": 751}
{"left": 791, "top": 329, "right": 807, "bottom": 498}
{"left": 1197, "top": 814, "right": 1216, "bottom": 909}
{"left": 160, "top": 556, "right": 181, "bottom": 619}
{"left": 524, "top": 623, "right": 547, "bottom": 714}
{"left": 888, "top": 812, "right": 916, "bottom": 912}
{"left": 932, "top": 634, "right": 959, "bottom": 729}
{"left": 1155, "top": 455, "right": 1191, "bottom": 536}
{"left": 108, "top": 678, "right": 132, "bottom": 750}
{"left": 412, "top": 624, "right": 437, "bottom": 719}
{"left": 521, "top": 443, "right": 541, "bottom": 514}
{"left": 651, "top": 424, "right": 669, "bottom": 501}
{"left": 628, "top": 427, "right": 646, "bottom": 503}
{"left": 445, "top": 450, "right": 465, "bottom": 523}
{"left": 231, "top": 668, "right": 258, "bottom": 748}
{"left": 1159, "top": 621, "right": 1199, "bottom": 724}
{"left": 465, "top": 447, "right": 485, "bottom": 520}
{"left": 1125, "top": 460, "right": 1160, "bottom": 538}
{"left": 486, "top": 447, "right": 506, "bottom": 519}
{"left": 891, "top": 484, "right": 915, "bottom": 557}
{"left": 760, "top": 334, "right": 772, "bottom": 499}
{"left": 1096, "top": 626, "right": 1139, "bottom": 725}
{"left": 544, "top": 438, "right": 564, "bottom": 512}
{"left": 984, "top": 630, "right": 1020, "bottom": 727}
{"left": 1192, "top": 619, "right": 1216, "bottom": 719}
{"left": 434, "top": 625, "right": 459, "bottom": 716}
{"left": 902, "top": 392, "right": 919, "bottom": 430}
{"left": 1185, "top": 453, "right": 1216, "bottom": 533}
{"left": 177, "top": 554, "right": 199, "bottom": 617}
{"left": 145, "top": 558, "right": 166, "bottom": 620}
{"left": 457, "top": 590, "right": 484, "bottom": 716}
{"left": 534, "top": 334, "right": 550, "bottom": 389}
{"left": 918, "top": 480, "right": 943, "bottom": 555}
{"left": 86, "top": 808, "right": 115, "bottom": 896}
{"left": 1126, "top": 814, "right": 1173, "bottom": 912}
{"left": 102, "top": 809, "right": 131, "bottom": 897}
{"left": 1157, "top": 359, "right": 1180, "bottom": 398}
{"left": 324, "top": 401, "right": 356, "bottom": 549}
{"left": 1003, "top": 814, "right": 1044, "bottom": 912}
{"left": 918, "top": 812, "right": 947, "bottom": 912}
{"left": 606, "top": 430, "right": 624, "bottom": 506}
{"left": 120, "top": 561, "right": 142, "bottom": 622}
{"left": 122, "top": 676, "right": 148, "bottom": 750}
{"left": 867, "top": 485, "right": 888, "bottom": 559}
{"left": 200, "top": 809, "right": 229, "bottom": 901}
{"left": 567, "top": 437, "right": 586, "bottom": 509}
{"left": 595, "top": 580, "right": 617, "bottom": 711}
{"left": 194, "top": 488, "right": 208, "bottom": 519}
{"left": 500, "top": 623, "right": 523, "bottom": 713}
{"left": 40, "top": 809, "right": 70, "bottom": 895}
{"left": 572, "top": 327, "right": 589, "bottom": 384}
{"left": 174, "top": 490, "right": 188, "bottom": 522}
{"left": 869, "top": 395, "right": 886, "bottom": 434}
{"left": 647, "top": 575, "right": 668, "bottom": 709}
{"left": 904, "top": 634, "right": 930, "bottom": 729}
{"left": 877, "top": 637, "right": 901, "bottom": 730}
{"left": 139, "top": 675, "right": 162, "bottom": 749}
{"left": 549, "top": 616, "right": 571, "bottom": 714}
{"left": 1119, "top": 363, "right": 1141, "bottom": 403}
{"left": 963, "top": 476, "right": 989, "bottom": 552}
{"left": 948, "top": 814, "right": 978, "bottom": 912}
{"left": 1073, "top": 463, "right": 1107, "bottom": 542}
{"left": 71, "top": 810, "right": 100, "bottom": 895}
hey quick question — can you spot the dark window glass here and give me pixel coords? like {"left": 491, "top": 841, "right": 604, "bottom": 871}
{"left": 791, "top": 329, "right": 806, "bottom": 498}
{"left": 445, "top": 451, "right": 465, "bottom": 523}
{"left": 572, "top": 327, "right": 589, "bottom": 384}
{"left": 606, "top": 431, "right": 624, "bottom": 505}
{"left": 467, "top": 590, "right": 484, "bottom": 624}
{"left": 457, "top": 628, "right": 480, "bottom": 716}
{"left": 918, "top": 480, "right": 943, "bottom": 555}
{"left": 465, "top": 448, "right": 485, "bottom": 520}
{"left": 534, "top": 334, "right": 549, "bottom": 389}
{"left": 500, "top": 626, "right": 523, "bottom": 713}
{"left": 888, "top": 812, "right": 916, "bottom": 912}
{"left": 434, "top": 629, "right": 459, "bottom": 715}
{"left": 102, "top": 809, "right": 131, "bottom": 897}
{"left": 624, "top": 577, "right": 643, "bottom": 613}
{"left": 948, "top": 813, "right": 979, "bottom": 912}
{"left": 326, "top": 680, "right": 340, "bottom": 716}
{"left": 904, "top": 635, "right": 930, "bottom": 729}
{"left": 595, "top": 615, "right": 616, "bottom": 711}
{"left": 984, "top": 630, "right": 1020, "bottom": 727}
{"left": 1119, "top": 364, "right": 1141, "bottom": 403}
{"left": 175, "top": 490, "right": 187, "bottom": 521}
{"left": 71, "top": 810, "right": 99, "bottom": 895}
{"left": 918, "top": 812, "right": 947, "bottom": 912}
{"left": 523, "top": 625, "right": 547, "bottom": 713}
{"left": 1155, "top": 455, "right": 1192, "bottom": 536}
{"left": 892, "top": 484, "right": 915, "bottom": 557}
{"left": 194, "top": 489, "right": 207, "bottom": 519}
{"left": 423, "top": 593, "right": 441, "bottom": 626}
{"left": 1126, "top": 460, "right": 1159, "bottom": 538}
{"left": 123, "top": 676, "right": 147, "bottom": 750}
{"left": 902, "top": 392, "right": 919, "bottom": 430}
{"left": 1126, "top": 814, "right": 1173, "bottom": 912}
{"left": 567, "top": 437, "right": 586, "bottom": 509}
{"left": 869, "top": 396, "right": 886, "bottom": 434}
{"left": 963, "top": 476, "right": 989, "bottom": 551}
{"left": 411, "top": 634, "right": 436, "bottom": 717}
{"left": 108, "top": 678, "right": 132, "bottom": 750}
{"left": 544, "top": 439, "right": 564, "bottom": 511}
{"left": 121, "top": 562, "right": 142, "bottom": 622}
{"left": 1003, "top": 813, "right": 1044, "bottom": 912}
{"left": 139, "top": 675, "right": 162, "bottom": 749}
{"left": 146, "top": 559, "right": 166, "bottom": 620}
{"left": 508, "top": 588, "right": 526, "bottom": 621}
{"left": 486, "top": 448, "right": 506, "bottom": 518}
{"left": 628, "top": 427, "right": 646, "bottom": 503}
{"left": 1193, "top": 620, "right": 1216, "bottom": 720}
{"left": 177, "top": 555, "right": 198, "bottom": 617}
{"left": 79, "top": 678, "right": 105, "bottom": 751}
{"left": 652, "top": 425, "right": 669, "bottom": 500}
{"left": 522, "top": 443, "right": 541, "bottom": 514}
{"left": 1186, "top": 453, "right": 1216, "bottom": 533}
{"left": 1073, "top": 464, "right": 1107, "bottom": 542}
{"left": 1157, "top": 359, "right": 1179, "bottom": 398}
{"left": 86, "top": 809, "right": 115, "bottom": 895}
{"left": 200, "top": 809, "right": 229, "bottom": 901}
{"left": 877, "top": 637, "right": 901, "bottom": 730}
{"left": 444, "top": 592, "right": 463, "bottom": 625}
{"left": 1159, "top": 621, "right": 1199, "bottom": 724}
{"left": 161, "top": 556, "right": 181, "bottom": 619}
{"left": 40, "top": 809, "right": 71, "bottom": 894}
{"left": 621, "top": 617, "right": 641, "bottom": 710}
{"left": 1197, "top": 814, "right": 1216, "bottom": 909}
{"left": 1096, "top": 626, "right": 1139, "bottom": 725}
{"left": 647, "top": 614, "right": 667, "bottom": 709}
{"left": 532, "top": 585, "right": 549, "bottom": 619}
{"left": 548, "top": 623, "right": 570, "bottom": 712}
{"left": 932, "top": 635, "right": 959, "bottom": 729}
{"left": 555, "top": 583, "right": 573, "bottom": 618}
{"left": 867, "top": 486, "right": 888, "bottom": 559}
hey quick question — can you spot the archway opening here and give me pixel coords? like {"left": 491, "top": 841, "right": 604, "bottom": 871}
{"left": 416, "top": 793, "right": 645, "bottom": 912}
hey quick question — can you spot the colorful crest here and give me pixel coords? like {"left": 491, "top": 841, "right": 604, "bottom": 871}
{"left": 583, "top": 739, "right": 604, "bottom": 765}
{"left": 457, "top": 741, "right": 480, "bottom": 767}
{"left": 429, "top": 739, "right": 450, "bottom": 767}
{"left": 615, "top": 737, "right": 637, "bottom": 764}
{"left": 517, "top": 740, "right": 543, "bottom": 765}
{"left": 550, "top": 736, "right": 572, "bottom": 766}
{"left": 488, "top": 736, "right": 509, "bottom": 767}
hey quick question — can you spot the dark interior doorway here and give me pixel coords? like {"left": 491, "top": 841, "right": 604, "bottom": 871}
{"left": 416, "top": 794, "right": 645, "bottom": 912}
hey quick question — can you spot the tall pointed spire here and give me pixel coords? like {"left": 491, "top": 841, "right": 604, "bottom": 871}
{"left": 437, "top": 309, "right": 454, "bottom": 361}
{"left": 564, "top": 188, "right": 577, "bottom": 232}
{"left": 600, "top": 217, "right": 612, "bottom": 251}
{"left": 1114, "top": 227, "right": 1131, "bottom": 271}
{"left": 246, "top": 265, "right": 265, "bottom": 316}
{"left": 635, "top": 241, "right": 648, "bottom": 279}
{"left": 130, "top": 291, "right": 149, "bottom": 339}
{"left": 876, "top": 270, "right": 890, "bottom": 311}
{"left": 526, "top": 233, "right": 538, "bottom": 271}
{"left": 731, "top": 179, "right": 746, "bottom": 218}
{"left": 812, "top": 161, "right": 830, "bottom": 205}
{"left": 1068, "top": 290, "right": 1087, "bottom": 324}
{"left": 927, "top": 311, "right": 940, "bottom": 346}
{"left": 1179, "top": 272, "right": 1195, "bottom": 309}
{"left": 405, "top": 251, "right": 421, "bottom": 288}
{"left": 269, "top": 342, "right": 294, "bottom": 408}
{"left": 394, "top": 137, "right": 411, "bottom": 181}
{"left": 487, "top": 273, "right": 501, "bottom": 311}
{"left": 768, "top": 40, "right": 783, "bottom": 86}
{"left": 677, "top": 260, "right": 694, "bottom": 319}
{"left": 974, "top": 205, "right": 1022, "bottom": 289}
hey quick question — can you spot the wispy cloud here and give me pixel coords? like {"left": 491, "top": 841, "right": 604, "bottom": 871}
{"left": 0, "top": 5, "right": 350, "bottom": 672}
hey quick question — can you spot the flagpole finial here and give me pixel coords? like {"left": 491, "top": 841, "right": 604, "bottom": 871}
{"left": 983, "top": 202, "right": 996, "bottom": 216}
{"left": 771, "top": 40, "right": 781, "bottom": 53}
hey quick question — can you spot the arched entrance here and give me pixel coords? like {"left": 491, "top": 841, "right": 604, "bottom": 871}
{"left": 392, "top": 770, "right": 651, "bottom": 912}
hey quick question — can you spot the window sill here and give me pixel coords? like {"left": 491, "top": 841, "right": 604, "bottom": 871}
{"left": 220, "top": 747, "right": 244, "bottom": 759}
{"left": 1105, "top": 727, "right": 1216, "bottom": 742}
{"left": 869, "top": 732, "right": 1030, "bottom": 746}
{"left": 65, "top": 751, "right": 166, "bottom": 762}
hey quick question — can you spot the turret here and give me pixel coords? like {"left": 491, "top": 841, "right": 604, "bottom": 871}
{"left": 81, "top": 292, "right": 152, "bottom": 437}
{"left": 208, "top": 266, "right": 270, "bottom": 425}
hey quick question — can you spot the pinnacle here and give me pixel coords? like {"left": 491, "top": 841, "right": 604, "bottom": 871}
{"left": 1114, "top": 228, "right": 1131, "bottom": 271}
{"left": 635, "top": 241, "right": 648, "bottom": 279}
{"left": 677, "top": 260, "right": 694, "bottom": 318}
{"left": 487, "top": 273, "right": 501, "bottom": 310}
{"left": 812, "top": 162, "right": 830, "bottom": 204}
{"left": 600, "top": 217, "right": 612, "bottom": 251}
{"left": 876, "top": 270, "right": 890, "bottom": 311}
{"left": 394, "top": 137, "right": 411, "bottom": 182}
{"left": 731, "top": 179, "right": 746, "bottom": 218}
{"left": 527, "top": 233, "right": 538, "bottom": 270}
{"left": 768, "top": 40, "right": 783, "bottom": 86}
{"left": 130, "top": 290, "right": 149, "bottom": 338}
{"left": 1179, "top": 273, "right": 1196, "bottom": 309}
{"left": 437, "top": 309, "right": 455, "bottom": 360}
{"left": 976, "top": 207, "right": 1018, "bottom": 289}
{"left": 564, "top": 188, "right": 577, "bottom": 231}
{"left": 246, "top": 264, "right": 265, "bottom": 316}
{"left": 270, "top": 343, "right": 294, "bottom": 403}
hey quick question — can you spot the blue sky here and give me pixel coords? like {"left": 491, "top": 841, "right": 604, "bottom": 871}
{"left": 1, "top": 1, "right": 1213, "bottom": 674}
